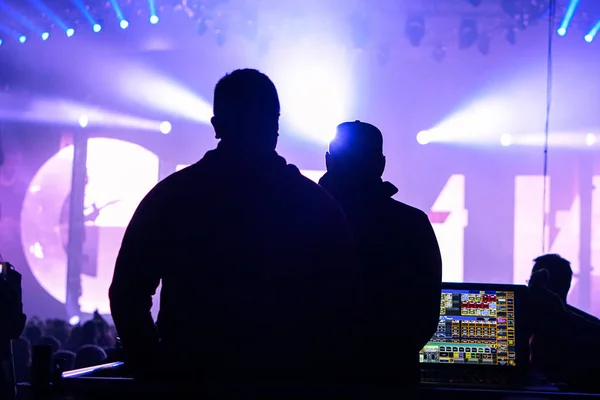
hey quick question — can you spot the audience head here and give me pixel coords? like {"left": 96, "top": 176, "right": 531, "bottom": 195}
{"left": 52, "top": 350, "right": 76, "bottom": 372}
{"left": 38, "top": 335, "right": 61, "bottom": 354}
{"left": 66, "top": 325, "right": 82, "bottom": 352}
{"left": 326, "top": 121, "right": 385, "bottom": 180}
{"left": 82, "top": 320, "right": 99, "bottom": 345}
{"left": 74, "top": 345, "right": 107, "bottom": 369}
{"left": 23, "top": 324, "right": 42, "bottom": 345}
{"left": 211, "top": 69, "right": 280, "bottom": 150}
{"left": 531, "top": 254, "right": 573, "bottom": 302}
{"left": 12, "top": 337, "right": 31, "bottom": 367}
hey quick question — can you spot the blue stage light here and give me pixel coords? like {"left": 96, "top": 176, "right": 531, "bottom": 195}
{"left": 557, "top": 0, "right": 580, "bottom": 37}
{"left": 19, "top": 35, "right": 26, "bottom": 43}
{"left": 66, "top": 28, "right": 74, "bottom": 37}
{"left": 584, "top": 19, "right": 600, "bottom": 43}
{"left": 120, "top": 19, "right": 129, "bottom": 29}
{"left": 41, "top": 31, "right": 49, "bottom": 40}
{"left": 93, "top": 24, "right": 102, "bottom": 32}
{"left": 150, "top": 15, "right": 159, "bottom": 24}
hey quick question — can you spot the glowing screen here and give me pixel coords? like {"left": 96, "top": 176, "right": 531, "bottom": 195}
{"left": 420, "top": 289, "right": 517, "bottom": 366}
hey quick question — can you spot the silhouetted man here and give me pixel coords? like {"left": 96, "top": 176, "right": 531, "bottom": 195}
{"left": 528, "top": 254, "right": 600, "bottom": 390}
{"left": 319, "top": 121, "right": 442, "bottom": 385}
{"left": 109, "top": 69, "right": 361, "bottom": 389}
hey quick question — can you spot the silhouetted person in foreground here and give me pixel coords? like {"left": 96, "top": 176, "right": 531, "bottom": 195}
{"left": 319, "top": 121, "right": 442, "bottom": 386}
{"left": 528, "top": 254, "right": 600, "bottom": 391}
{"left": 109, "top": 69, "right": 361, "bottom": 390}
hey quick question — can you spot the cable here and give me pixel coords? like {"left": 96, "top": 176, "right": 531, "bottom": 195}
{"left": 542, "top": 0, "right": 557, "bottom": 254}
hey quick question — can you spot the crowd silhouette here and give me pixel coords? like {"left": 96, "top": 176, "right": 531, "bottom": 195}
{"left": 7, "top": 69, "right": 600, "bottom": 396}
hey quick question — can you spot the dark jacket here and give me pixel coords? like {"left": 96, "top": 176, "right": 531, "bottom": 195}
{"left": 319, "top": 173, "right": 442, "bottom": 383}
{"left": 109, "top": 143, "right": 361, "bottom": 384}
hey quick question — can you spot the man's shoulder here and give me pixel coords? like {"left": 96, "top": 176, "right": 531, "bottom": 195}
{"left": 386, "top": 197, "right": 429, "bottom": 222}
{"left": 285, "top": 164, "right": 340, "bottom": 204}
{"left": 137, "top": 162, "right": 204, "bottom": 208}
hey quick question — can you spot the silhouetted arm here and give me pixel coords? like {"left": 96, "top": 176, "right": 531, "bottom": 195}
{"left": 413, "top": 211, "right": 442, "bottom": 351}
{"left": 109, "top": 191, "right": 164, "bottom": 376}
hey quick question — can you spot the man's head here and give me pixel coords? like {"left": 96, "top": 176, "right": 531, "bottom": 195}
{"left": 326, "top": 121, "right": 385, "bottom": 179}
{"left": 211, "top": 69, "right": 280, "bottom": 150}
{"left": 531, "top": 254, "right": 573, "bottom": 302}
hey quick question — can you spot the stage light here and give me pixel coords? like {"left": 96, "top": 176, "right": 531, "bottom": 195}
{"left": 557, "top": 0, "right": 580, "bottom": 37}
{"left": 93, "top": 24, "right": 102, "bottom": 32}
{"left": 19, "top": 35, "right": 26, "bottom": 43}
{"left": 159, "top": 121, "right": 172, "bottom": 134}
{"left": 66, "top": 28, "right": 74, "bottom": 37}
{"left": 416, "top": 130, "right": 431, "bottom": 145}
{"left": 0, "top": 1, "right": 45, "bottom": 39}
{"left": 500, "top": 133, "right": 513, "bottom": 147}
{"left": 148, "top": 0, "right": 158, "bottom": 24}
{"left": 71, "top": 0, "right": 101, "bottom": 34}
{"left": 109, "top": 0, "right": 128, "bottom": 30}
{"left": 0, "top": 39, "right": 2, "bottom": 46}
{"left": 584, "top": 20, "right": 600, "bottom": 43}
{"left": 41, "top": 32, "right": 49, "bottom": 40}
{"left": 585, "top": 133, "right": 596, "bottom": 147}
{"left": 69, "top": 315, "right": 80, "bottom": 326}
{"left": 78, "top": 115, "right": 89, "bottom": 128}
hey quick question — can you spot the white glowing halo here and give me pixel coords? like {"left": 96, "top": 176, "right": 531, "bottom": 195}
{"left": 20, "top": 138, "right": 161, "bottom": 314}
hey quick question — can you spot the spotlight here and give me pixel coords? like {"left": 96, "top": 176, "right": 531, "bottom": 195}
{"left": 557, "top": 27, "right": 567, "bottom": 36}
{"left": 78, "top": 115, "right": 89, "bottom": 128}
{"left": 19, "top": 35, "right": 26, "bottom": 43}
{"left": 120, "top": 20, "right": 129, "bottom": 29}
{"left": 159, "top": 121, "right": 172, "bottom": 134}
{"left": 585, "top": 20, "right": 600, "bottom": 42}
{"left": 416, "top": 130, "right": 431, "bottom": 145}
{"left": 459, "top": 19, "right": 478, "bottom": 49}
{"left": 41, "top": 32, "right": 49, "bottom": 40}
{"left": 93, "top": 24, "right": 102, "bottom": 32}
{"left": 405, "top": 15, "right": 425, "bottom": 47}
{"left": 500, "top": 133, "right": 512, "bottom": 147}
{"left": 68, "top": 315, "right": 80, "bottom": 326}
{"left": 0, "top": 39, "right": 2, "bottom": 46}
{"left": 150, "top": 15, "right": 159, "bottom": 24}
{"left": 66, "top": 28, "right": 74, "bottom": 37}
{"left": 585, "top": 133, "right": 596, "bottom": 147}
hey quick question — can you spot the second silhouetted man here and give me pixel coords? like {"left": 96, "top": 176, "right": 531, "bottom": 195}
{"left": 320, "top": 121, "right": 442, "bottom": 386}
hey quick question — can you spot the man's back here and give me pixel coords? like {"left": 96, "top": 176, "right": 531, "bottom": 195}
{"left": 320, "top": 174, "right": 441, "bottom": 383}
{"left": 110, "top": 145, "right": 360, "bottom": 383}
{"left": 320, "top": 120, "right": 441, "bottom": 384}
